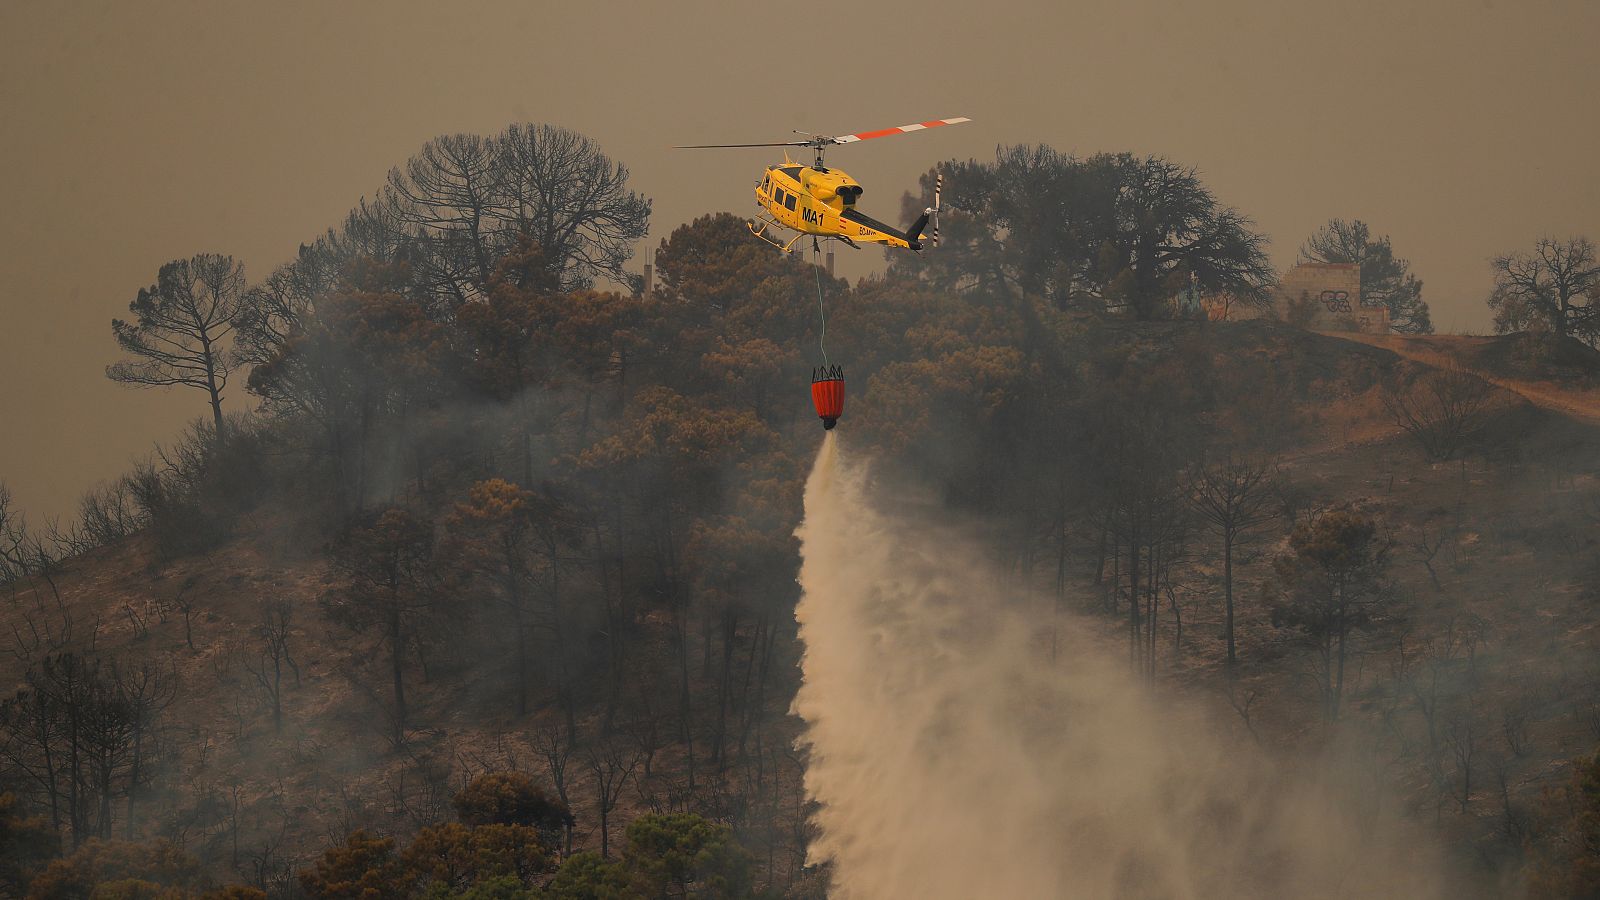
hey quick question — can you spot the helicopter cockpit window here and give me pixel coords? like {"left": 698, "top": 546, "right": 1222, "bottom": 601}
{"left": 774, "top": 187, "right": 786, "bottom": 206}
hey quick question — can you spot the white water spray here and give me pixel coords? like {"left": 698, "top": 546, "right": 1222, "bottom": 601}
{"left": 793, "top": 435, "right": 1446, "bottom": 899}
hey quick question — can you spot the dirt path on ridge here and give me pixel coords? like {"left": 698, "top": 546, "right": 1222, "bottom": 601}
{"left": 1321, "top": 330, "right": 1600, "bottom": 427}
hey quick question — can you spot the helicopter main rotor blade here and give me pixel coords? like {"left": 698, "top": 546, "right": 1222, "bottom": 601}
{"left": 676, "top": 118, "right": 969, "bottom": 152}
{"left": 830, "top": 117, "right": 971, "bottom": 144}
{"left": 673, "top": 141, "right": 811, "bottom": 149}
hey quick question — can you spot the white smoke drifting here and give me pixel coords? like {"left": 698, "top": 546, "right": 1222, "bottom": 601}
{"left": 792, "top": 435, "right": 1447, "bottom": 899}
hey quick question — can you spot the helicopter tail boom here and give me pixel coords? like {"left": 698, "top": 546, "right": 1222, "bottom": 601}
{"left": 907, "top": 210, "right": 931, "bottom": 245}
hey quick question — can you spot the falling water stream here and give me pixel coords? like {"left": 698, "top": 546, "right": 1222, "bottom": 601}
{"left": 790, "top": 434, "right": 1447, "bottom": 899}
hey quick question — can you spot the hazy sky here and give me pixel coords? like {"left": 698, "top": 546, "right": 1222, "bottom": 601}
{"left": 2, "top": 0, "right": 1596, "bottom": 523}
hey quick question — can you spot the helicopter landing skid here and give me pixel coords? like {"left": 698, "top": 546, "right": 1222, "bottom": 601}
{"left": 748, "top": 217, "right": 804, "bottom": 253}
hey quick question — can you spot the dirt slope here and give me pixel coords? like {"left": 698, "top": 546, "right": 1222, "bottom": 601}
{"left": 1325, "top": 331, "right": 1600, "bottom": 425}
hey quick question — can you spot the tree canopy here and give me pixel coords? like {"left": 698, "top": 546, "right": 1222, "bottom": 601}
{"left": 384, "top": 124, "right": 651, "bottom": 304}
{"left": 1488, "top": 236, "right": 1598, "bottom": 344}
{"left": 108, "top": 254, "right": 248, "bottom": 434}
{"left": 897, "top": 146, "right": 1275, "bottom": 318}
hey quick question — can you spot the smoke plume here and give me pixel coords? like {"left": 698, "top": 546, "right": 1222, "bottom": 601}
{"left": 792, "top": 435, "right": 1447, "bottom": 899}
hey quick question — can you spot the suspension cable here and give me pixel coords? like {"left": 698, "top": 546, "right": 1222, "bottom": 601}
{"left": 813, "top": 238, "right": 829, "bottom": 366}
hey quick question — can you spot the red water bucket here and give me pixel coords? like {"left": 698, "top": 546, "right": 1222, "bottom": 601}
{"left": 811, "top": 365, "right": 844, "bottom": 430}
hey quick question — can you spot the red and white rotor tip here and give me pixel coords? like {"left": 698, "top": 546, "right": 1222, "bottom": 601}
{"left": 832, "top": 117, "right": 971, "bottom": 144}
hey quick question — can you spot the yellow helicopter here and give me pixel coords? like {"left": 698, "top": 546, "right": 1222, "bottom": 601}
{"left": 677, "top": 117, "right": 970, "bottom": 253}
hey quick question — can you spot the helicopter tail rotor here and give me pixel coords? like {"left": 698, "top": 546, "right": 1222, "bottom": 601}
{"left": 913, "top": 172, "right": 943, "bottom": 251}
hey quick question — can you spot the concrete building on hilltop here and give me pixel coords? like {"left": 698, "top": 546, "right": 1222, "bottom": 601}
{"left": 1204, "top": 261, "right": 1389, "bottom": 333}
